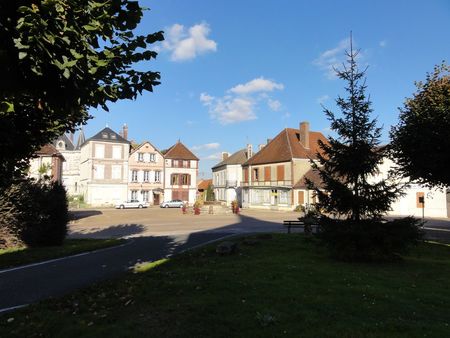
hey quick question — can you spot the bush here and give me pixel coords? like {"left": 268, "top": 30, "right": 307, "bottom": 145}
{"left": 317, "top": 217, "right": 423, "bottom": 262}
{"left": 0, "top": 179, "right": 68, "bottom": 248}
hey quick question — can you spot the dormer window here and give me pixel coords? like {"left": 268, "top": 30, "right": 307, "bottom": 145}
{"left": 101, "top": 133, "right": 108, "bottom": 139}
{"left": 110, "top": 134, "right": 117, "bottom": 139}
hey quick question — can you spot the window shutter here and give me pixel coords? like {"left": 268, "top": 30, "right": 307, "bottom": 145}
{"left": 298, "top": 191, "right": 304, "bottom": 205}
{"left": 277, "top": 165, "right": 284, "bottom": 181}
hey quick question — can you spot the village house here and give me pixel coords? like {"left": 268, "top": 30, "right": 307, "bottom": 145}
{"left": 163, "top": 141, "right": 199, "bottom": 205}
{"left": 28, "top": 144, "right": 65, "bottom": 183}
{"left": 53, "top": 131, "right": 85, "bottom": 195}
{"left": 79, "top": 126, "right": 130, "bottom": 206}
{"left": 212, "top": 148, "right": 252, "bottom": 206}
{"left": 128, "top": 141, "right": 164, "bottom": 205}
{"left": 241, "top": 121, "right": 327, "bottom": 210}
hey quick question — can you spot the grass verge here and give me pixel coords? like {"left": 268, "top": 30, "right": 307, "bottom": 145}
{"left": 0, "top": 238, "right": 124, "bottom": 270}
{"left": 1, "top": 234, "right": 450, "bottom": 337}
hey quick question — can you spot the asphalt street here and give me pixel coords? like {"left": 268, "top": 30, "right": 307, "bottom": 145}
{"left": 1, "top": 208, "right": 449, "bottom": 312}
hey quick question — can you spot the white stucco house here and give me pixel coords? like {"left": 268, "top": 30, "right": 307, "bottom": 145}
{"left": 212, "top": 149, "right": 251, "bottom": 206}
{"left": 79, "top": 126, "right": 130, "bottom": 206}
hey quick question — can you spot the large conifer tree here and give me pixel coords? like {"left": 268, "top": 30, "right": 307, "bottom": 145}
{"left": 309, "top": 38, "right": 401, "bottom": 221}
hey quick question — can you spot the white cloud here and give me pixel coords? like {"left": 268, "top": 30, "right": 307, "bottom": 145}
{"left": 162, "top": 23, "right": 217, "bottom": 61}
{"left": 202, "top": 152, "right": 222, "bottom": 160}
{"left": 313, "top": 38, "right": 352, "bottom": 79}
{"left": 317, "top": 95, "right": 330, "bottom": 105}
{"left": 201, "top": 77, "right": 284, "bottom": 125}
{"left": 192, "top": 142, "right": 220, "bottom": 151}
{"left": 379, "top": 40, "right": 387, "bottom": 48}
{"left": 229, "top": 77, "right": 284, "bottom": 95}
{"left": 268, "top": 99, "right": 282, "bottom": 111}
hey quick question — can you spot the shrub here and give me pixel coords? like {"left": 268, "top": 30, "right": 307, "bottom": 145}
{"left": 317, "top": 216, "right": 423, "bottom": 262}
{"left": 0, "top": 179, "right": 68, "bottom": 248}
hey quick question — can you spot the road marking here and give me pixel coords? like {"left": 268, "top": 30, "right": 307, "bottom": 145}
{"left": 0, "top": 240, "right": 134, "bottom": 275}
{"left": 0, "top": 304, "right": 28, "bottom": 314}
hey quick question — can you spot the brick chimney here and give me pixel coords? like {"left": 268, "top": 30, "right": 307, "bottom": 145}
{"left": 122, "top": 123, "right": 128, "bottom": 140}
{"left": 247, "top": 144, "right": 253, "bottom": 159}
{"left": 221, "top": 152, "right": 229, "bottom": 161}
{"left": 299, "top": 121, "right": 310, "bottom": 149}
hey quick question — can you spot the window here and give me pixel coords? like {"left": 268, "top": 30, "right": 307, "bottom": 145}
{"left": 112, "top": 165, "right": 122, "bottom": 179}
{"left": 101, "top": 133, "right": 108, "bottom": 139}
{"left": 279, "top": 190, "right": 289, "bottom": 204}
{"left": 263, "top": 190, "right": 271, "bottom": 203}
{"left": 171, "top": 174, "right": 179, "bottom": 185}
{"left": 142, "top": 190, "right": 149, "bottom": 202}
{"left": 131, "top": 190, "right": 138, "bottom": 200}
{"left": 264, "top": 167, "right": 271, "bottom": 181}
{"left": 277, "top": 165, "right": 285, "bottom": 181}
{"left": 138, "top": 153, "right": 144, "bottom": 162}
{"left": 93, "top": 164, "right": 104, "bottom": 179}
{"left": 112, "top": 146, "right": 122, "bottom": 159}
{"left": 150, "top": 153, "right": 156, "bottom": 162}
{"left": 131, "top": 170, "right": 138, "bottom": 182}
{"left": 95, "top": 144, "right": 105, "bottom": 158}
{"left": 183, "top": 160, "right": 189, "bottom": 168}
{"left": 181, "top": 174, "right": 190, "bottom": 185}
{"left": 143, "top": 170, "right": 150, "bottom": 182}
{"left": 243, "top": 168, "right": 249, "bottom": 182}
{"left": 253, "top": 168, "right": 259, "bottom": 181}
{"left": 155, "top": 170, "right": 161, "bottom": 182}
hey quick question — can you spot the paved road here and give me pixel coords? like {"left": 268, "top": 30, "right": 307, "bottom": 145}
{"left": 0, "top": 232, "right": 233, "bottom": 312}
{"left": 1, "top": 208, "right": 449, "bottom": 312}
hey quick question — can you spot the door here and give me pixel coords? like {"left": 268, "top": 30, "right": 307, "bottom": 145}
{"left": 153, "top": 193, "right": 160, "bottom": 205}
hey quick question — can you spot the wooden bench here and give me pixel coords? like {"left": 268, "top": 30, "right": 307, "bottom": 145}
{"left": 283, "top": 220, "right": 305, "bottom": 233}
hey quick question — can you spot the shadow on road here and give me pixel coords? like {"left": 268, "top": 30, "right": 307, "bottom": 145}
{"left": 69, "top": 210, "right": 103, "bottom": 221}
{"left": 70, "top": 223, "right": 146, "bottom": 238}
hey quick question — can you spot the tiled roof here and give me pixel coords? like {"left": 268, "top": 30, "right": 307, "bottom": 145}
{"left": 293, "top": 168, "right": 323, "bottom": 189}
{"left": 129, "top": 141, "right": 163, "bottom": 157}
{"left": 83, "top": 127, "right": 130, "bottom": 145}
{"left": 212, "top": 149, "right": 249, "bottom": 170}
{"left": 198, "top": 179, "right": 212, "bottom": 190}
{"left": 164, "top": 141, "right": 199, "bottom": 161}
{"left": 35, "top": 144, "right": 65, "bottom": 159}
{"left": 243, "top": 128, "right": 328, "bottom": 166}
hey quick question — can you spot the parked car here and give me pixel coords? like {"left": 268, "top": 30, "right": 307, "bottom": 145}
{"left": 115, "top": 200, "right": 149, "bottom": 209}
{"left": 160, "top": 199, "right": 184, "bottom": 208}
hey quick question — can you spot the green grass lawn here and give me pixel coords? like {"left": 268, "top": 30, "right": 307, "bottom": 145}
{"left": 1, "top": 234, "right": 450, "bottom": 337}
{"left": 0, "top": 238, "right": 124, "bottom": 270}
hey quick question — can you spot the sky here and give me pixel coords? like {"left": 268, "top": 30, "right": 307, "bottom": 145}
{"left": 84, "top": 0, "right": 450, "bottom": 178}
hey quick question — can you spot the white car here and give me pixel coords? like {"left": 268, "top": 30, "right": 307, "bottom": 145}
{"left": 115, "top": 200, "right": 149, "bottom": 209}
{"left": 160, "top": 200, "right": 184, "bottom": 208}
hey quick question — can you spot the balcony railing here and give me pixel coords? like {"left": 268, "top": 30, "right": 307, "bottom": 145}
{"left": 241, "top": 180, "right": 292, "bottom": 187}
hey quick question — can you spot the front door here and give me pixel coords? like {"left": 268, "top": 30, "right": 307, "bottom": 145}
{"left": 153, "top": 193, "right": 160, "bottom": 205}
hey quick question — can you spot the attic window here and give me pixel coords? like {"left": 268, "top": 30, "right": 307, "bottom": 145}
{"left": 101, "top": 133, "right": 108, "bottom": 138}
{"left": 110, "top": 134, "right": 117, "bottom": 139}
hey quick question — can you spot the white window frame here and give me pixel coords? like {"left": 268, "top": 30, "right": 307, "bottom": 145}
{"left": 143, "top": 170, "right": 150, "bottom": 182}
{"left": 131, "top": 170, "right": 138, "bottom": 182}
{"left": 95, "top": 144, "right": 105, "bottom": 158}
{"left": 93, "top": 164, "right": 104, "bottom": 179}
{"left": 112, "top": 165, "right": 122, "bottom": 179}
{"left": 155, "top": 170, "right": 161, "bottom": 182}
{"left": 112, "top": 146, "right": 122, "bottom": 159}
{"left": 138, "top": 152, "right": 144, "bottom": 162}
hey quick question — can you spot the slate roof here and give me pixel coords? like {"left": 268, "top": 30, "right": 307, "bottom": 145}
{"left": 52, "top": 134, "right": 75, "bottom": 151}
{"left": 212, "top": 149, "right": 249, "bottom": 171}
{"left": 243, "top": 128, "right": 328, "bottom": 166}
{"left": 163, "top": 141, "right": 199, "bottom": 161}
{"left": 83, "top": 127, "right": 130, "bottom": 145}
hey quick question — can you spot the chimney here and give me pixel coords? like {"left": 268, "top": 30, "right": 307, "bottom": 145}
{"left": 267, "top": 138, "right": 272, "bottom": 145}
{"left": 122, "top": 123, "right": 128, "bottom": 140}
{"left": 221, "top": 152, "right": 229, "bottom": 161}
{"left": 299, "top": 121, "right": 310, "bottom": 149}
{"left": 258, "top": 144, "right": 265, "bottom": 151}
{"left": 247, "top": 144, "right": 253, "bottom": 159}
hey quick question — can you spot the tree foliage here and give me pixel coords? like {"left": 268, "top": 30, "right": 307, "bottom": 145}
{"left": 390, "top": 62, "right": 450, "bottom": 187}
{"left": 308, "top": 39, "right": 402, "bottom": 221}
{"left": 0, "top": 0, "right": 164, "bottom": 188}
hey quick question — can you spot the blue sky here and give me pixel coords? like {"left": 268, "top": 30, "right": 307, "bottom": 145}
{"left": 85, "top": 0, "right": 450, "bottom": 178}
